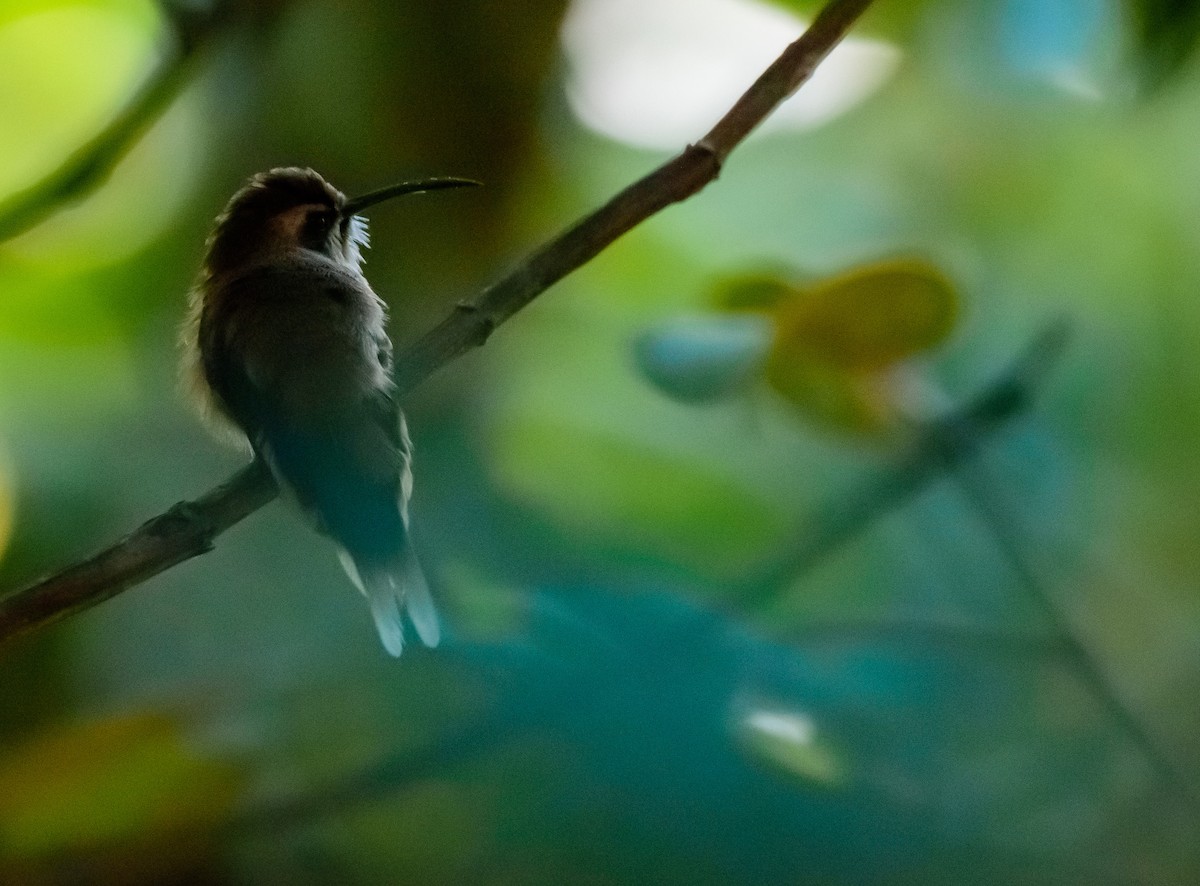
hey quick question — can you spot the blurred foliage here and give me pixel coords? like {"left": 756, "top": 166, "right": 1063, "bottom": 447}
{"left": 776, "top": 0, "right": 1200, "bottom": 93}
{"left": 760, "top": 260, "right": 955, "bottom": 435}
{"left": 1129, "top": 0, "right": 1200, "bottom": 87}
{"left": 634, "top": 312, "right": 772, "bottom": 403}
{"left": 0, "top": 453, "right": 12, "bottom": 564}
{"left": 757, "top": 259, "right": 957, "bottom": 373}
{"left": 2, "top": 0, "right": 1200, "bottom": 883}
{"left": 635, "top": 258, "right": 959, "bottom": 436}
{"left": 735, "top": 702, "right": 847, "bottom": 787}
{"left": 0, "top": 712, "right": 243, "bottom": 883}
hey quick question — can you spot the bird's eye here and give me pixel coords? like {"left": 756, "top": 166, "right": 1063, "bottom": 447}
{"left": 303, "top": 210, "right": 335, "bottom": 247}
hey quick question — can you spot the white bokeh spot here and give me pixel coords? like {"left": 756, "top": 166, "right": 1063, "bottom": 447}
{"left": 562, "top": 0, "right": 902, "bottom": 150}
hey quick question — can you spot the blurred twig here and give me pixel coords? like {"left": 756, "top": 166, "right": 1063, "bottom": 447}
{"left": 739, "top": 318, "right": 1196, "bottom": 807}
{"left": 228, "top": 649, "right": 578, "bottom": 838}
{"left": 745, "top": 322, "right": 1198, "bottom": 807}
{"left": 0, "top": 1, "right": 237, "bottom": 243}
{"left": 741, "top": 322, "right": 1069, "bottom": 600}
{"left": 947, "top": 452, "right": 1200, "bottom": 808}
{"left": 230, "top": 711, "right": 525, "bottom": 836}
{"left": 787, "top": 614, "right": 1069, "bottom": 657}
{"left": 0, "top": 0, "right": 877, "bottom": 645}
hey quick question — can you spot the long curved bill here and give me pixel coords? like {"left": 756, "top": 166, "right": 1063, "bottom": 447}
{"left": 343, "top": 177, "right": 481, "bottom": 215}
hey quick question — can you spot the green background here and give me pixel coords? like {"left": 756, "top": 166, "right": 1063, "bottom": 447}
{"left": 1, "top": 0, "right": 1198, "bottom": 882}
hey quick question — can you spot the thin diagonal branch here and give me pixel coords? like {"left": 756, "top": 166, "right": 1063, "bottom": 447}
{"left": 392, "top": 0, "right": 876, "bottom": 391}
{"left": 0, "top": 0, "right": 878, "bottom": 645}
{"left": 949, "top": 457, "right": 1200, "bottom": 808}
{"left": 0, "top": 463, "right": 276, "bottom": 640}
{"left": 739, "top": 322, "right": 1069, "bottom": 600}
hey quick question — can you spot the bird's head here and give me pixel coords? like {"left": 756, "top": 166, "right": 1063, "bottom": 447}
{"left": 200, "top": 167, "right": 478, "bottom": 280}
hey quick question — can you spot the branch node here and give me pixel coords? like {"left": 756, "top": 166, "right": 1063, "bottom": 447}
{"left": 689, "top": 139, "right": 724, "bottom": 178}
{"left": 456, "top": 301, "right": 498, "bottom": 345}
{"left": 154, "top": 501, "right": 217, "bottom": 549}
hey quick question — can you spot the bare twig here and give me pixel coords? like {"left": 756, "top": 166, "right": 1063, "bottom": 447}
{"left": 740, "top": 322, "right": 1069, "bottom": 600}
{"left": 743, "top": 323, "right": 1197, "bottom": 806}
{"left": 948, "top": 457, "right": 1200, "bottom": 808}
{"left": 0, "top": 2, "right": 237, "bottom": 243}
{"left": 0, "top": 0, "right": 878, "bottom": 645}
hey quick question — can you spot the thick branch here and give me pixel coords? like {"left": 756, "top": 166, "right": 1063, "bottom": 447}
{"left": 0, "top": 463, "right": 276, "bottom": 640}
{"left": 0, "top": 0, "right": 876, "bottom": 645}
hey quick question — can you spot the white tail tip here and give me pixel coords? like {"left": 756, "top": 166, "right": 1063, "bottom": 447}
{"left": 341, "top": 548, "right": 440, "bottom": 657}
{"left": 368, "top": 588, "right": 406, "bottom": 657}
{"left": 403, "top": 552, "right": 441, "bottom": 648}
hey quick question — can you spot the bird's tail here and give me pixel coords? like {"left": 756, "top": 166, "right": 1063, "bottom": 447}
{"left": 337, "top": 545, "right": 441, "bottom": 657}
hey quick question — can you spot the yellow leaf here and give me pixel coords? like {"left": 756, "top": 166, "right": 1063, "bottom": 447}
{"left": 775, "top": 258, "right": 959, "bottom": 372}
{"left": 736, "top": 703, "right": 846, "bottom": 788}
{"left": 0, "top": 448, "right": 12, "bottom": 565}
{"left": 0, "top": 712, "right": 243, "bottom": 860}
{"left": 764, "top": 357, "right": 898, "bottom": 436}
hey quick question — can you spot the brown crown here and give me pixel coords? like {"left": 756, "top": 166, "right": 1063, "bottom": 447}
{"left": 202, "top": 167, "right": 345, "bottom": 277}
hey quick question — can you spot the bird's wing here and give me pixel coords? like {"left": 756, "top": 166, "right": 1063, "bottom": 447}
{"left": 200, "top": 264, "right": 405, "bottom": 542}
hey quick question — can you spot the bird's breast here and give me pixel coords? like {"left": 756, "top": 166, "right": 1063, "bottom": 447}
{"left": 205, "top": 256, "right": 394, "bottom": 428}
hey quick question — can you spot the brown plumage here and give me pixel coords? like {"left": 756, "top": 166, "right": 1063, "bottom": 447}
{"left": 182, "top": 167, "right": 476, "bottom": 656}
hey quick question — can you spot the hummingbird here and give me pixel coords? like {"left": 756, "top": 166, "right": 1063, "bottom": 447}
{"left": 181, "top": 167, "right": 478, "bottom": 656}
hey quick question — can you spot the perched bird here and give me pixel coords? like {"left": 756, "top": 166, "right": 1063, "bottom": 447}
{"left": 181, "top": 167, "right": 477, "bottom": 656}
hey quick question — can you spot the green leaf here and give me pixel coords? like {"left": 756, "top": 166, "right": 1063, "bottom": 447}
{"left": 709, "top": 271, "right": 798, "bottom": 312}
{"left": 0, "top": 449, "right": 12, "bottom": 566}
{"left": 0, "top": 4, "right": 158, "bottom": 199}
